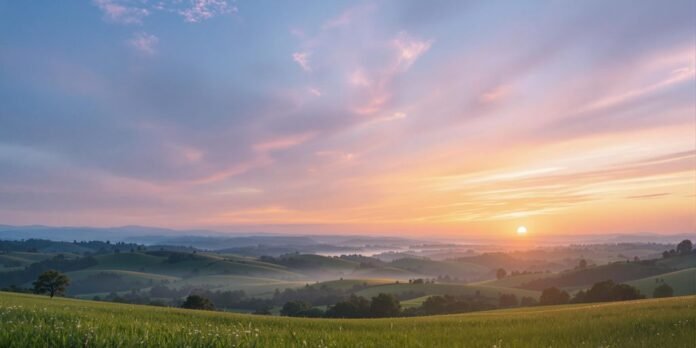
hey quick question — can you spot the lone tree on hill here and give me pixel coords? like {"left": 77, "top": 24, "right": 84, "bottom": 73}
{"left": 181, "top": 295, "right": 215, "bottom": 311}
{"left": 496, "top": 268, "right": 507, "bottom": 279}
{"left": 33, "top": 270, "right": 70, "bottom": 298}
{"left": 653, "top": 283, "right": 674, "bottom": 298}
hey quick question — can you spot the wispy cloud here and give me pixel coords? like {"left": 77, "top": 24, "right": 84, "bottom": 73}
{"left": 128, "top": 32, "right": 158, "bottom": 55}
{"left": 392, "top": 32, "right": 432, "bottom": 70}
{"left": 292, "top": 52, "right": 311, "bottom": 71}
{"left": 178, "top": 0, "right": 237, "bottom": 23}
{"left": 93, "top": 0, "right": 149, "bottom": 24}
{"left": 253, "top": 132, "right": 316, "bottom": 152}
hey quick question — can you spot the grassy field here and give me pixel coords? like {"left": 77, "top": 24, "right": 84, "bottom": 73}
{"left": 3, "top": 292, "right": 693, "bottom": 347}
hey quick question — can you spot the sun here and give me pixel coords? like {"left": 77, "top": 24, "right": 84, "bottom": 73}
{"left": 516, "top": 226, "right": 528, "bottom": 236}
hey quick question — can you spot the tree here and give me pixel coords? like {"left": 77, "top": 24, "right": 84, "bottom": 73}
{"left": 280, "top": 300, "right": 311, "bottom": 317}
{"left": 369, "top": 293, "right": 401, "bottom": 317}
{"left": 574, "top": 280, "right": 644, "bottom": 303}
{"left": 33, "top": 270, "right": 70, "bottom": 298}
{"left": 578, "top": 259, "right": 587, "bottom": 269}
{"left": 498, "top": 293, "right": 518, "bottom": 307}
{"left": 325, "top": 294, "right": 370, "bottom": 318}
{"left": 608, "top": 283, "right": 644, "bottom": 301}
{"left": 496, "top": 268, "right": 507, "bottom": 279}
{"left": 181, "top": 295, "right": 214, "bottom": 311}
{"left": 653, "top": 283, "right": 674, "bottom": 298}
{"left": 520, "top": 296, "right": 538, "bottom": 306}
{"left": 585, "top": 280, "right": 616, "bottom": 302}
{"left": 676, "top": 240, "right": 693, "bottom": 255}
{"left": 539, "top": 287, "right": 569, "bottom": 306}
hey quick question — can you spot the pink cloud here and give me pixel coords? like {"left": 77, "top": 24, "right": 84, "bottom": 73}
{"left": 93, "top": 0, "right": 149, "bottom": 24}
{"left": 349, "top": 68, "right": 372, "bottom": 87}
{"left": 292, "top": 52, "right": 312, "bottom": 71}
{"left": 322, "top": 4, "right": 376, "bottom": 30}
{"left": 178, "top": 0, "right": 237, "bottom": 23}
{"left": 308, "top": 88, "right": 322, "bottom": 97}
{"left": 128, "top": 32, "right": 158, "bottom": 55}
{"left": 253, "top": 132, "right": 317, "bottom": 152}
{"left": 392, "top": 32, "right": 432, "bottom": 70}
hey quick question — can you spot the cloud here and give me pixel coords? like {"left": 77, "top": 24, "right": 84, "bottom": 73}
{"left": 349, "top": 69, "right": 372, "bottom": 87}
{"left": 93, "top": 0, "right": 149, "bottom": 24}
{"left": 178, "top": 0, "right": 238, "bottom": 23}
{"left": 128, "top": 32, "right": 159, "bottom": 55}
{"left": 322, "top": 4, "right": 376, "bottom": 30}
{"left": 292, "top": 52, "right": 311, "bottom": 71}
{"left": 479, "top": 85, "right": 510, "bottom": 104}
{"left": 392, "top": 32, "right": 432, "bottom": 70}
{"left": 93, "top": 0, "right": 236, "bottom": 25}
{"left": 253, "top": 132, "right": 316, "bottom": 152}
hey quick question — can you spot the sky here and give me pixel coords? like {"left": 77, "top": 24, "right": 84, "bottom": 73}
{"left": 0, "top": 0, "right": 694, "bottom": 238}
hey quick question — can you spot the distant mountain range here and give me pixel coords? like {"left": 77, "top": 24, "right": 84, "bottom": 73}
{"left": 0, "top": 224, "right": 692, "bottom": 251}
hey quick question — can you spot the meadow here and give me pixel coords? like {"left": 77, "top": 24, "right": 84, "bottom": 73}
{"left": 1, "top": 292, "right": 694, "bottom": 347}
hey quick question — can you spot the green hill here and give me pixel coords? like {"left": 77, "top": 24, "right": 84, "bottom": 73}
{"left": 627, "top": 268, "right": 696, "bottom": 297}
{"left": 172, "top": 275, "right": 307, "bottom": 297}
{"left": 0, "top": 251, "right": 77, "bottom": 272}
{"left": 520, "top": 262, "right": 676, "bottom": 290}
{"left": 389, "top": 258, "right": 490, "bottom": 279}
{"left": 0, "top": 292, "right": 693, "bottom": 347}
{"left": 355, "top": 282, "right": 540, "bottom": 301}
{"left": 312, "top": 278, "right": 396, "bottom": 291}
{"left": 89, "top": 252, "right": 302, "bottom": 279}
{"left": 474, "top": 273, "right": 555, "bottom": 288}
{"left": 657, "top": 254, "right": 696, "bottom": 269}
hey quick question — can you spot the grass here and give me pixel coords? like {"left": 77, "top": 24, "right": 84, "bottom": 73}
{"left": 1, "top": 292, "right": 694, "bottom": 347}
{"left": 400, "top": 295, "right": 432, "bottom": 308}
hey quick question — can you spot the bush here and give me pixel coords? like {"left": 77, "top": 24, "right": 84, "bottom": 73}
{"left": 280, "top": 300, "right": 311, "bottom": 316}
{"left": 181, "top": 295, "right": 214, "bottom": 311}
{"left": 498, "top": 294, "right": 518, "bottom": 307}
{"left": 539, "top": 287, "right": 570, "bottom": 306}
{"left": 653, "top": 283, "right": 674, "bottom": 298}
{"left": 572, "top": 280, "right": 644, "bottom": 303}
{"left": 369, "top": 293, "right": 401, "bottom": 317}
{"left": 520, "top": 296, "right": 538, "bottom": 306}
{"left": 280, "top": 300, "right": 324, "bottom": 317}
{"left": 325, "top": 295, "right": 370, "bottom": 318}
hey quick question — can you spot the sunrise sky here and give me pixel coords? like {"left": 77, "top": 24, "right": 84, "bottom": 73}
{"left": 0, "top": 1, "right": 694, "bottom": 238}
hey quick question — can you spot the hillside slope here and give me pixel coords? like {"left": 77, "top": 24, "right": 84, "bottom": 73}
{"left": 2, "top": 292, "right": 693, "bottom": 347}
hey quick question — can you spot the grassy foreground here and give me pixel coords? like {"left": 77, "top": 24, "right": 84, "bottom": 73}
{"left": 1, "top": 292, "right": 694, "bottom": 347}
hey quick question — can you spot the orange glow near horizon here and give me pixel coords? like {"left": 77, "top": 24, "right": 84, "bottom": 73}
{"left": 0, "top": 2, "right": 694, "bottom": 239}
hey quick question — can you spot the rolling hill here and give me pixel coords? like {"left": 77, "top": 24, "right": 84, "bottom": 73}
{"left": 626, "top": 268, "right": 696, "bottom": 297}
{"left": 355, "top": 282, "right": 541, "bottom": 301}
{"left": 0, "top": 292, "right": 693, "bottom": 347}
